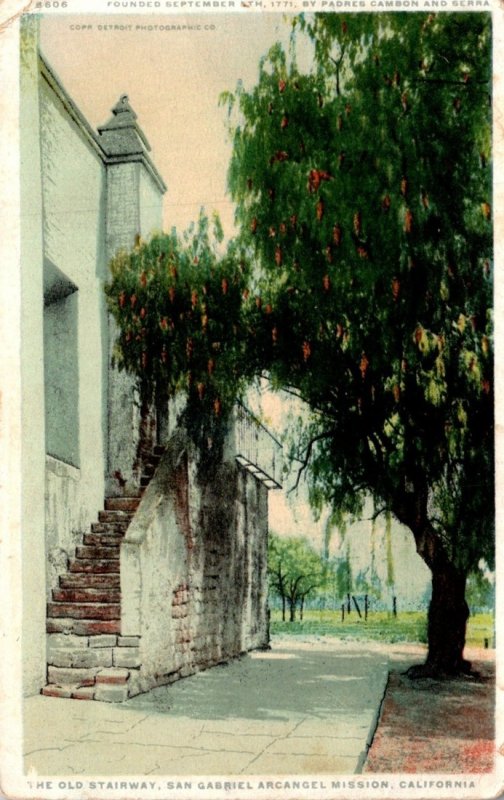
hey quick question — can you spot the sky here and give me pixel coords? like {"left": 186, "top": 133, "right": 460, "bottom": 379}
{"left": 36, "top": 14, "right": 432, "bottom": 598}
{"left": 40, "top": 14, "right": 309, "bottom": 238}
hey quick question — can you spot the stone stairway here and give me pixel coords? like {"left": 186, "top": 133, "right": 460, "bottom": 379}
{"left": 42, "top": 445, "right": 165, "bottom": 701}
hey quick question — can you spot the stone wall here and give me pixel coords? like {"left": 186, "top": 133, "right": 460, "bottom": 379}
{"left": 121, "top": 431, "right": 269, "bottom": 698}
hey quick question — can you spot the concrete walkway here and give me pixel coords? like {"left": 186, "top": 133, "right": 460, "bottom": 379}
{"left": 24, "top": 639, "right": 391, "bottom": 777}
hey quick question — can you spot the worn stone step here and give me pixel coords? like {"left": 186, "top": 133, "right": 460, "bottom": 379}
{"left": 52, "top": 587, "right": 120, "bottom": 603}
{"left": 47, "top": 665, "right": 98, "bottom": 685}
{"left": 95, "top": 667, "right": 129, "bottom": 684}
{"left": 98, "top": 510, "right": 133, "bottom": 524}
{"left": 47, "top": 646, "right": 114, "bottom": 669}
{"left": 104, "top": 497, "right": 141, "bottom": 512}
{"left": 60, "top": 573, "right": 121, "bottom": 589}
{"left": 47, "top": 602, "right": 121, "bottom": 620}
{"left": 76, "top": 545, "right": 120, "bottom": 560}
{"left": 69, "top": 559, "right": 120, "bottom": 573}
{"left": 83, "top": 533, "right": 123, "bottom": 547}
{"left": 91, "top": 521, "right": 128, "bottom": 534}
{"left": 42, "top": 684, "right": 95, "bottom": 700}
{"left": 47, "top": 618, "right": 121, "bottom": 635}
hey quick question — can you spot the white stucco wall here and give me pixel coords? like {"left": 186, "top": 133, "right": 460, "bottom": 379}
{"left": 39, "top": 65, "right": 108, "bottom": 597}
{"left": 20, "top": 18, "right": 48, "bottom": 697}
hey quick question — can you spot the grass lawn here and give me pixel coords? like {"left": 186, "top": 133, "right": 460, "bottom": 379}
{"left": 270, "top": 609, "right": 494, "bottom": 648}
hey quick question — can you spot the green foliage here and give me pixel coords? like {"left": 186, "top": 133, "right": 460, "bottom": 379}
{"left": 225, "top": 12, "right": 493, "bottom": 576}
{"left": 333, "top": 544, "right": 352, "bottom": 596}
{"left": 270, "top": 609, "right": 493, "bottom": 648}
{"left": 465, "top": 564, "right": 494, "bottom": 612}
{"left": 268, "top": 531, "right": 327, "bottom": 619}
{"left": 271, "top": 609, "right": 429, "bottom": 643}
{"left": 104, "top": 213, "right": 251, "bottom": 463}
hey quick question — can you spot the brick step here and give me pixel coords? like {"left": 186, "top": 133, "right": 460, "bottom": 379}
{"left": 76, "top": 545, "right": 119, "bottom": 560}
{"left": 46, "top": 618, "right": 121, "bottom": 635}
{"left": 47, "top": 665, "right": 98, "bottom": 686}
{"left": 91, "top": 521, "right": 129, "bottom": 534}
{"left": 104, "top": 497, "right": 141, "bottom": 512}
{"left": 60, "top": 573, "right": 121, "bottom": 589}
{"left": 52, "top": 587, "right": 121, "bottom": 603}
{"left": 98, "top": 510, "right": 133, "bottom": 524}
{"left": 47, "top": 602, "right": 121, "bottom": 620}
{"left": 69, "top": 559, "right": 120, "bottom": 573}
{"left": 83, "top": 533, "right": 124, "bottom": 547}
{"left": 42, "top": 683, "right": 95, "bottom": 700}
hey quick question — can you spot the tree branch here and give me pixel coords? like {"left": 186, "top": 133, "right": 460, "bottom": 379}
{"left": 329, "top": 43, "right": 346, "bottom": 97}
{"left": 289, "top": 430, "right": 337, "bottom": 493}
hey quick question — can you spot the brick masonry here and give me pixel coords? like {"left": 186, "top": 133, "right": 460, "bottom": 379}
{"left": 43, "top": 449, "right": 164, "bottom": 701}
{"left": 43, "top": 440, "right": 269, "bottom": 703}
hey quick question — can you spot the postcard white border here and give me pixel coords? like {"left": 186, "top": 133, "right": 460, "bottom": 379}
{"left": 1, "top": 1, "right": 503, "bottom": 798}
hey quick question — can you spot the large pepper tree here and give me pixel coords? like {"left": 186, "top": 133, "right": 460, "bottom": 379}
{"left": 106, "top": 12, "right": 493, "bottom": 676}
{"left": 224, "top": 11, "right": 493, "bottom": 676}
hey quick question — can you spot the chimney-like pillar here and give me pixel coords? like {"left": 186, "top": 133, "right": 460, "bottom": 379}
{"left": 98, "top": 96, "right": 167, "bottom": 496}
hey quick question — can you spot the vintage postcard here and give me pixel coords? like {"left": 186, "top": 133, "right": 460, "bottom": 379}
{"left": 0, "top": 1, "right": 502, "bottom": 799}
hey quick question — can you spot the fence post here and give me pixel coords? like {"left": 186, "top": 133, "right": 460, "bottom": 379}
{"left": 352, "top": 595, "right": 362, "bottom": 619}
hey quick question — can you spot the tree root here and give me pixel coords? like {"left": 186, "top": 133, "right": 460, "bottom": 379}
{"left": 405, "top": 659, "right": 473, "bottom": 680}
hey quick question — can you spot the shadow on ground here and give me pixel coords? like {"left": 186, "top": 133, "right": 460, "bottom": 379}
{"left": 125, "top": 644, "right": 389, "bottom": 722}
{"left": 23, "top": 639, "right": 391, "bottom": 776}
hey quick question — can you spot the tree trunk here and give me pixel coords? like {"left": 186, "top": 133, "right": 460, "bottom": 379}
{"left": 289, "top": 600, "right": 296, "bottom": 622}
{"left": 409, "top": 561, "right": 470, "bottom": 677}
{"left": 393, "top": 491, "right": 472, "bottom": 678}
{"left": 282, "top": 596, "right": 286, "bottom": 622}
{"left": 300, "top": 596, "right": 304, "bottom": 621}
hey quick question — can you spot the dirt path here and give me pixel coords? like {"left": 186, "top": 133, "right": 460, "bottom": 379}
{"left": 364, "top": 646, "right": 495, "bottom": 774}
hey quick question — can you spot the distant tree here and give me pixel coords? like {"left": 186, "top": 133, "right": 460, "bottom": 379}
{"left": 268, "top": 532, "right": 326, "bottom": 621}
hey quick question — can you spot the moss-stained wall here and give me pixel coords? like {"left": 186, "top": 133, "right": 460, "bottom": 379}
{"left": 121, "top": 432, "right": 269, "bottom": 697}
